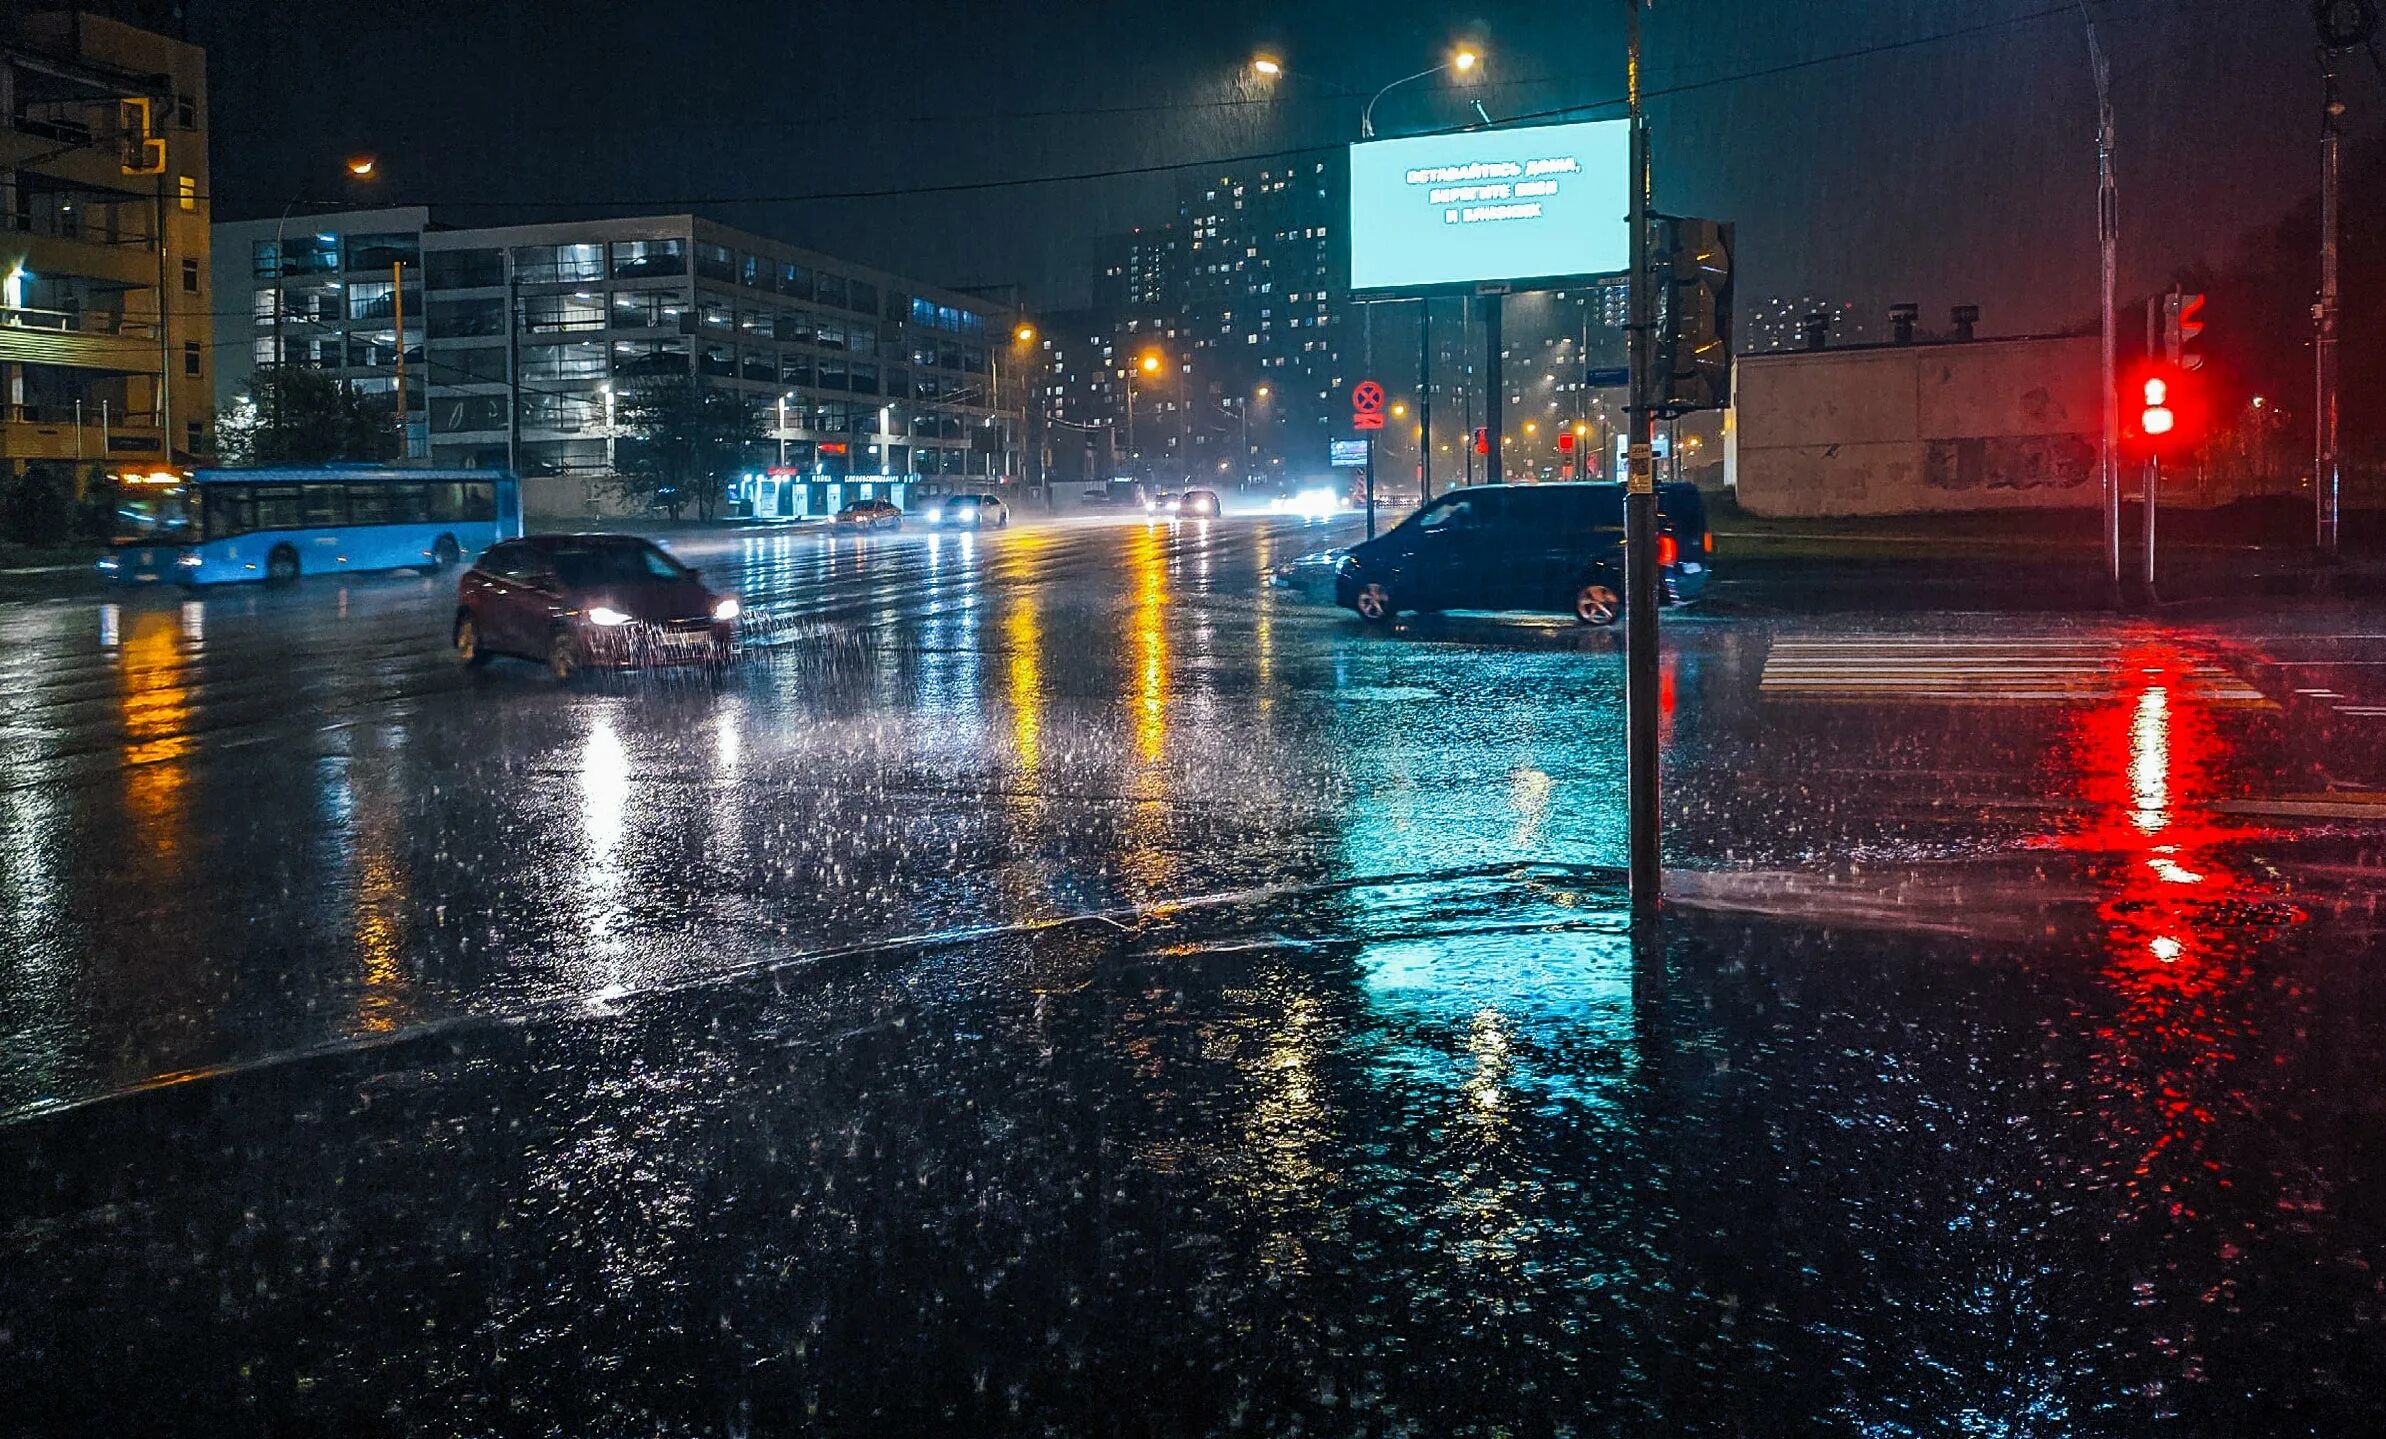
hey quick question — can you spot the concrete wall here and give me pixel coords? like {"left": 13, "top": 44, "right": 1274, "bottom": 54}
{"left": 1727, "top": 336, "right": 2103, "bottom": 517}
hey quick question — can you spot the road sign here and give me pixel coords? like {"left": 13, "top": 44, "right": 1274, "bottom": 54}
{"left": 1329, "top": 439, "right": 1369, "bottom": 467}
{"left": 1585, "top": 366, "right": 1630, "bottom": 388}
{"left": 1352, "top": 380, "right": 1386, "bottom": 430}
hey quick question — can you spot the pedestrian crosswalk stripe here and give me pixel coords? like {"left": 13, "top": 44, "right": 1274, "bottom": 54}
{"left": 1759, "top": 636, "right": 2271, "bottom": 705}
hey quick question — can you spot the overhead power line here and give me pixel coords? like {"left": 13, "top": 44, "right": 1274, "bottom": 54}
{"left": 218, "top": 1, "right": 2119, "bottom": 216}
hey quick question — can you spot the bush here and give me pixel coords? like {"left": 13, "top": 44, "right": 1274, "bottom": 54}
{"left": 2, "top": 469, "right": 73, "bottom": 548}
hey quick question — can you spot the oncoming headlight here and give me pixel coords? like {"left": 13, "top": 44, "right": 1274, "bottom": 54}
{"left": 586, "top": 606, "right": 632, "bottom": 627}
{"left": 712, "top": 597, "right": 741, "bottom": 622}
{"left": 175, "top": 553, "right": 202, "bottom": 568}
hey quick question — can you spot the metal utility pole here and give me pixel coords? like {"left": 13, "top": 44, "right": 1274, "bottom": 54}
{"left": 1484, "top": 294, "right": 1505, "bottom": 484}
{"left": 1623, "top": 0, "right": 1663, "bottom": 912}
{"left": 391, "top": 260, "right": 408, "bottom": 460}
{"left": 2318, "top": 52, "right": 2345, "bottom": 552}
{"left": 505, "top": 258, "right": 523, "bottom": 474}
{"left": 2082, "top": 5, "right": 2123, "bottom": 604}
{"left": 1462, "top": 298, "right": 1477, "bottom": 485}
{"left": 1418, "top": 298, "right": 1434, "bottom": 500}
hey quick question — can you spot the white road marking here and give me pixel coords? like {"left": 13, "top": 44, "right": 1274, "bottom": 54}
{"left": 1760, "top": 635, "right": 2271, "bottom": 706}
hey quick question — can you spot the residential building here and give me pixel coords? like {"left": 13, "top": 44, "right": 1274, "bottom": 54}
{"left": 212, "top": 208, "right": 1020, "bottom": 516}
{"left": 1, "top": 8, "right": 211, "bottom": 477}
{"left": 211, "top": 205, "right": 431, "bottom": 456}
{"left": 1053, "top": 160, "right": 1351, "bottom": 483}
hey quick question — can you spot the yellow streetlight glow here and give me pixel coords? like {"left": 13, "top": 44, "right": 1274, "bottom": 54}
{"left": 1139, "top": 352, "right": 1163, "bottom": 374}
{"left": 1524, "top": 420, "right": 1538, "bottom": 435}
{"left": 1255, "top": 385, "right": 1270, "bottom": 399}
{"left": 345, "top": 155, "right": 378, "bottom": 178}
{"left": 1014, "top": 323, "right": 1038, "bottom": 344}
{"left": 1252, "top": 56, "right": 1283, "bottom": 77}
{"left": 1391, "top": 402, "right": 1407, "bottom": 417}
{"left": 1452, "top": 48, "right": 1480, "bottom": 74}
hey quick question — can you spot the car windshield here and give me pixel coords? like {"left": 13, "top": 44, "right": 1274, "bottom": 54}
{"left": 551, "top": 543, "right": 685, "bottom": 587}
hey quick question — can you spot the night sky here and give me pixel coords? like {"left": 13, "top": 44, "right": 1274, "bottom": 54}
{"left": 195, "top": 0, "right": 2359, "bottom": 327}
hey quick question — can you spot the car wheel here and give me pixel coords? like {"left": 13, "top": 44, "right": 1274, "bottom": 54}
{"left": 1575, "top": 581, "right": 1622, "bottom": 627}
{"left": 431, "top": 533, "right": 460, "bottom": 569}
{"left": 547, "top": 627, "right": 582, "bottom": 682}
{"left": 454, "top": 612, "right": 494, "bottom": 667}
{"left": 1354, "top": 581, "right": 1396, "bottom": 624}
{"left": 265, "top": 545, "right": 300, "bottom": 586}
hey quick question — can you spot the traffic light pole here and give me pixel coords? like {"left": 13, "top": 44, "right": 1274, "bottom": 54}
{"left": 1624, "top": 0, "right": 1662, "bottom": 914}
{"left": 2142, "top": 455, "right": 2159, "bottom": 604}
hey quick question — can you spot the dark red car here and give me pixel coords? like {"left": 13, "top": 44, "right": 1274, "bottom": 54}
{"left": 453, "top": 534, "right": 738, "bottom": 680}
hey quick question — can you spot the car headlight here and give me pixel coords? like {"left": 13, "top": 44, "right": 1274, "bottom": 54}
{"left": 712, "top": 597, "right": 740, "bottom": 621}
{"left": 96, "top": 557, "right": 120, "bottom": 572}
{"left": 175, "top": 553, "right": 202, "bottom": 568}
{"left": 925, "top": 511, "right": 942, "bottom": 525}
{"left": 586, "top": 606, "right": 632, "bottom": 627}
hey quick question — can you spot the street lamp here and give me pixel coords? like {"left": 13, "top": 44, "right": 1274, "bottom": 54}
{"left": 1361, "top": 46, "right": 1485, "bottom": 138}
{"left": 1251, "top": 55, "right": 1283, "bottom": 78}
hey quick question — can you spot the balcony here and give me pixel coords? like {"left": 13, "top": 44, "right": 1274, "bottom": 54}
{"left": 0, "top": 403, "right": 163, "bottom": 461}
{"left": 0, "top": 307, "right": 160, "bottom": 372}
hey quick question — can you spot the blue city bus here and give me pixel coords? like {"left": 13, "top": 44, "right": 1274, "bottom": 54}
{"left": 102, "top": 467, "right": 523, "bottom": 586}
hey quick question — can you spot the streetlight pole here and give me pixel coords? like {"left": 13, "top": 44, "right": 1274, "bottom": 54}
{"left": 1623, "top": 0, "right": 1663, "bottom": 914}
{"left": 1360, "top": 48, "right": 1481, "bottom": 138}
{"left": 2081, "top": 5, "right": 2122, "bottom": 606}
{"left": 1419, "top": 299, "right": 1434, "bottom": 501}
{"left": 2318, "top": 53, "right": 2345, "bottom": 553}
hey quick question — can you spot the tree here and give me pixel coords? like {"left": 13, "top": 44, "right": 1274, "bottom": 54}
{"left": 611, "top": 376, "right": 762, "bottom": 521}
{"left": 215, "top": 367, "right": 400, "bottom": 466}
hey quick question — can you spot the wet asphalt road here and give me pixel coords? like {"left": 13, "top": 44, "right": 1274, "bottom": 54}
{"left": 3, "top": 514, "right": 2385, "bottom": 1434}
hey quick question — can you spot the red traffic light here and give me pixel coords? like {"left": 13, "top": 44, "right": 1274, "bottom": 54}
{"left": 2126, "top": 362, "right": 2200, "bottom": 453}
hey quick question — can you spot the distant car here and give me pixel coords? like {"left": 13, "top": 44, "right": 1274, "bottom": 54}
{"left": 930, "top": 494, "right": 1009, "bottom": 529}
{"left": 1334, "top": 482, "right": 1710, "bottom": 626}
{"left": 835, "top": 499, "right": 904, "bottom": 530}
{"left": 1176, "top": 488, "right": 1222, "bottom": 518}
{"left": 454, "top": 534, "right": 738, "bottom": 680}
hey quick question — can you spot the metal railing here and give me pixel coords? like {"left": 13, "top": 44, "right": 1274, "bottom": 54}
{"left": 0, "top": 402, "right": 160, "bottom": 428}
{"left": 0, "top": 305, "right": 158, "bottom": 339}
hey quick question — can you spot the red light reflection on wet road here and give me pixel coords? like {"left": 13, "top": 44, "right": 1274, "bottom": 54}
{"left": 2045, "top": 643, "right": 2304, "bottom": 1219}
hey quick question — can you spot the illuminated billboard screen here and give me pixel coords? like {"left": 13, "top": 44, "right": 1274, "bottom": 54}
{"left": 1348, "top": 119, "right": 1630, "bottom": 295}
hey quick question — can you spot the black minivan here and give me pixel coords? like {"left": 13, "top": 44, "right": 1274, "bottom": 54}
{"left": 1333, "top": 482, "right": 1710, "bottom": 625}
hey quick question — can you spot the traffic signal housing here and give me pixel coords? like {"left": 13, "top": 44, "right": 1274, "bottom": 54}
{"left": 2126, "top": 361, "right": 2202, "bottom": 457}
{"left": 2162, "top": 291, "right": 2206, "bottom": 372}
{"left": 1656, "top": 216, "right": 1735, "bottom": 415}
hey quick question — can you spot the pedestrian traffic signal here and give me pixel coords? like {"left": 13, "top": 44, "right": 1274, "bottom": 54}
{"left": 2128, "top": 362, "right": 2200, "bottom": 454}
{"left": 1656, "top": 217, "right": 1735, "bottom": 415}
{"left": 1557, "top": 431, "right": 1576, "bottom": 453}
{"left": 1474, "top": 427, "right": 1489, "bottom": 455}
{"left": 2162, "top": 290, "right": 2207, "bottom": 372}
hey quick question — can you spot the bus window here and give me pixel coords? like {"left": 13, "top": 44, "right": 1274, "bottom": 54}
{"left": 254, "top": 486, "right": 304, "bottom": 531}
{"left": 390, "top": 485, "right": 431, "bottom": 525}
{"left": 347, "top": 487, "right": 391, "bottom": 525}
{"left": 427, "top": 483, "right": 464, "bottom": 522}
{"left": 204, "top": 485, "right": 255, "bottom": 539}
{"left": 300, "top": 485, "right": 347, "bottom": 527}
{"left": 463, "top": 482, "right": 496, "bottom": 521}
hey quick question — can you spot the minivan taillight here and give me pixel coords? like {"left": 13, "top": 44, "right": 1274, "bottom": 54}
{"left": 1656, "top": 534, "right": 1679, "bottom": 568}
{"left": 1703, "top": 531, "right": 1714, "bottom": 554}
